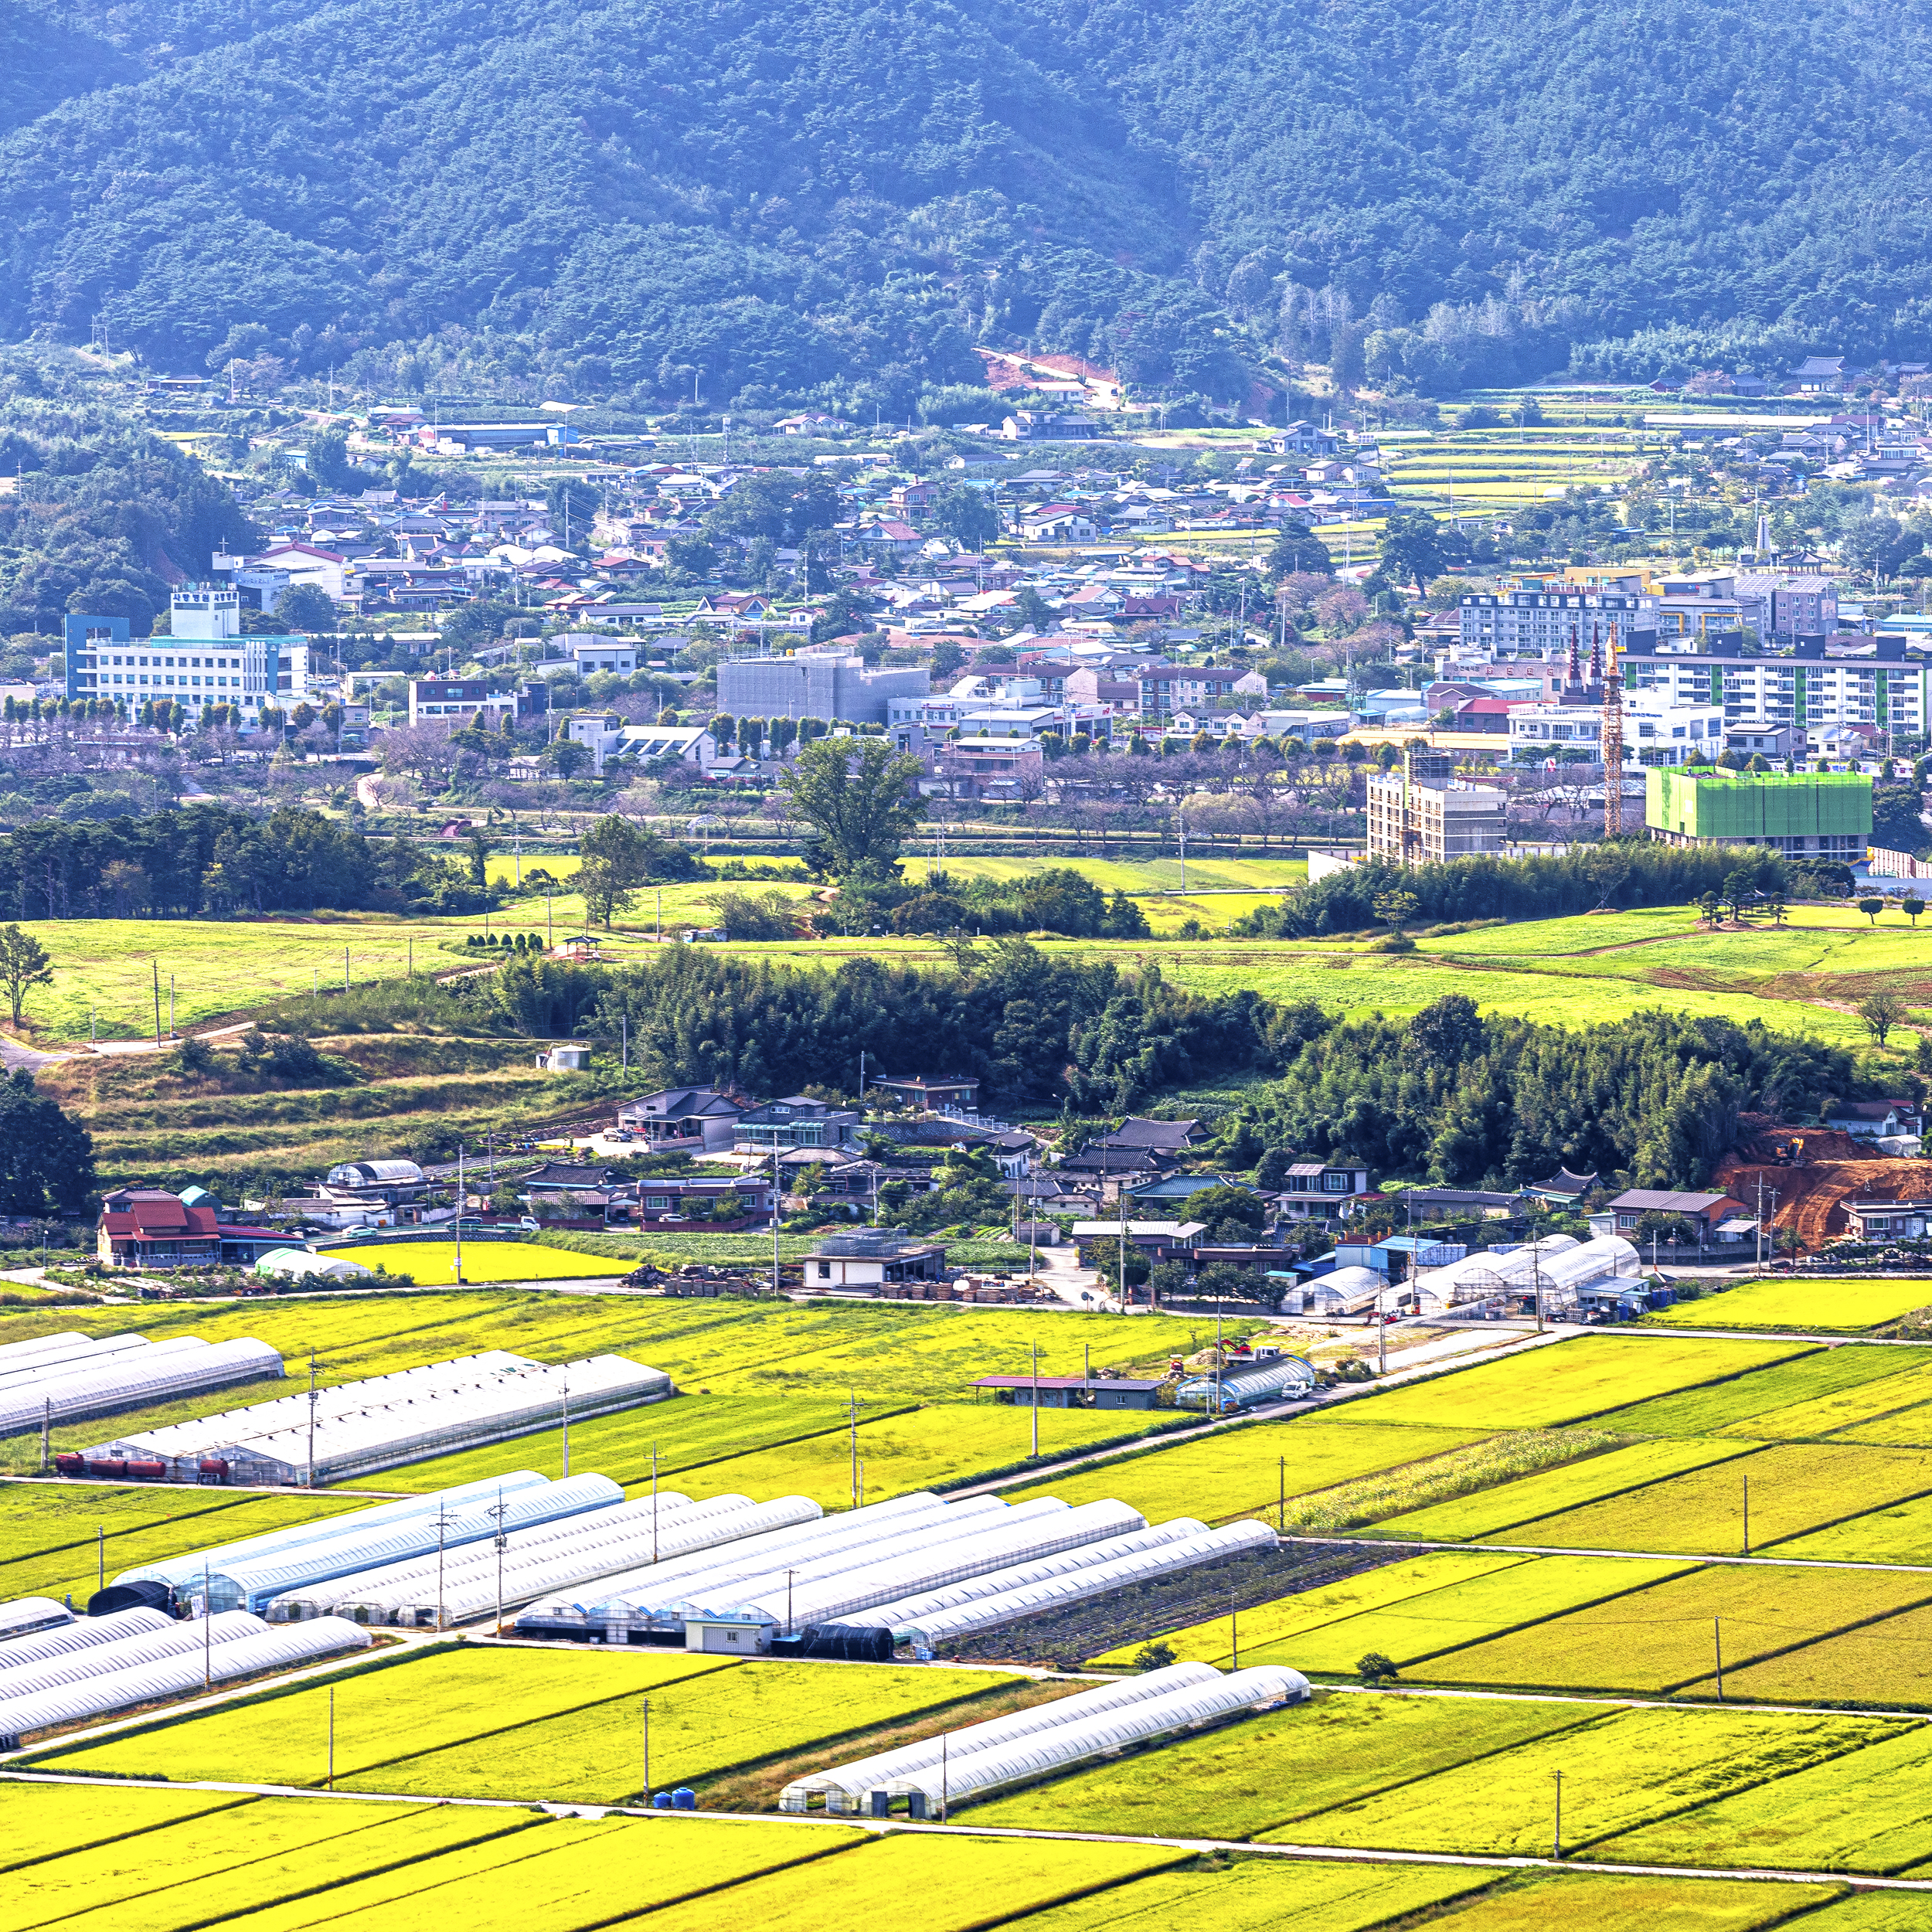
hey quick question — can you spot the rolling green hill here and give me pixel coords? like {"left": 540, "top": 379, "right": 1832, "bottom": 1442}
{"left": 4, "top": 0, "right": 1929, "bottom": 400}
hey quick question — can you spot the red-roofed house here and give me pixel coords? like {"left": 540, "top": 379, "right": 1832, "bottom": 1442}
{"left": 97, "top": 1190, "right": 220, "bottom": 1270}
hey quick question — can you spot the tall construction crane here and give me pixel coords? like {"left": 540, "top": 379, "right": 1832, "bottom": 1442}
{"left": 1600, "top": 621, "right": 1624, "bottom": 836}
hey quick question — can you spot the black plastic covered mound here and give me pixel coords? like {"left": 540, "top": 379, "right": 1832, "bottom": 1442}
{"left": 789, "top": 1622, "right": 894, "bottom": 1662}
{"left": 87, "top": 1580, "right": 176, "bottom": 1618}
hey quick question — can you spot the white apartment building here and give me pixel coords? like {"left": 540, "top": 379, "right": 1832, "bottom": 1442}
{"left": 1619, "top": 641, "right": 1927, "bottom": 736}
{"left": 1458, "top": 589, "right": 1658, "bottom": 655}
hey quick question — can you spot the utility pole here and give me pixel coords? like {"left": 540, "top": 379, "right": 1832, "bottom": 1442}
{"left": 454, "top": 1143, "right": 465, "bottom": 1283}
{"left": 1553, "top": 1769, "right": 1562, "bottom": 1859}
{"left": 771, "top": 1150, "right": 782, "bottom": 1296}
{"left": 642, "top": 1698, "right": 650, "bottom": 1803}
{"left": 651, "top": 1444, "right": 659, "bottom": 1562}
{"left": 306, "top": 1347, "right": 322, "bottom": 1488}
{"left": 203, "top": 1560, "right": 212, "bottom": 1688}
{"left": 492, "top": 1483, "right": 508, "bottom": 1633}
{"left": 1714, "top": 1617, "right": 1724, "bottom": 1699}
{"left": 1030, "top": 1342, "right": 1040, "bottom": 1460}
{"left": 849, "top": 1386, "right": 859, "bottom": 1509}
{"left": 152, "top": 960, "right": 162, "bottom": 1043}
{"left": 561, "top": 1369, "right": 570, "bottom": 1477}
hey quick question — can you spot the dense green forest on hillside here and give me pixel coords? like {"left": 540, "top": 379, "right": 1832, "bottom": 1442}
{"left": 3, "top": 0, "right": 1927, "bottom": 398}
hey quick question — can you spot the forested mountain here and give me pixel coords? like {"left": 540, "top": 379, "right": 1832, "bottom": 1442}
{"left": 5, "top": 0, "right": 1929, "bottom": 403}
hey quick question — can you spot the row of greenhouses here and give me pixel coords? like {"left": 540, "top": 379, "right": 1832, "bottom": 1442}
{"left": 272, "top": 1491, "right": 821, "bottom": 1627}
{"left": 0, "top": 1607, "right": 368, "bottom": 1748}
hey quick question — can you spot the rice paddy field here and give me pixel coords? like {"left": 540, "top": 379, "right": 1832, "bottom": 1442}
{"left": 26, "top": 1315, "right": 1932, "bottom": 1920}
{"left": 325, "top": 1240, "right": 631, "bottom": 1283}
{"left": 1000, "top": 1416, "right": 1490, "bottom": 1522}
{"left": 0, "top": 1481, "right": 369, "bottom": 1606}
{"left": 0, "top": 1291, "right": 1247, "bottom": 1478}
{"left": 1647, "top": 1278, "right": 1932, "bottom": 1334}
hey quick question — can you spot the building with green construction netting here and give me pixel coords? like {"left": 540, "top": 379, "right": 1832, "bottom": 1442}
{"left": 1645, "top": 767, "right": 1870, "bottom": 859}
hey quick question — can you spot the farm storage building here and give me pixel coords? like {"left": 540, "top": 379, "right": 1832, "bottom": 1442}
{"left": 0, "top": 1614, "right": 369, "bottom": 1748}
{"left": 87, "top": 1349, "right": 672, "bottom": 1483}
{"left": 0, "top": 1335, "right": 283, "bottom": 1438}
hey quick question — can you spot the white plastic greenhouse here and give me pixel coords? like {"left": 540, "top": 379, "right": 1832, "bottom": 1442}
{"left": 0, "top": 1336, "right": 284, "bottom": 1438}
{"left": 0, "top": 1607, "right": 170, "bottom": 1666}
{"left": 0, "top": 1615, "right": 371, "bottom": 1748}
{"left": 853, "top": 1518, "right": 1209, "bottom": 1640}
{"left": 0, "top": 1330, "right": 96, "bottom": 1366}
{"left": 516, "top": 1492, "right": 953, "bottom": 1639}
{"left": 897, "top": 1520, "right": 1280, "bottom": 1653}
{"left": 0, "top": 1596, "right": 77, "bottom": 1645}
{"left": 667, "top": 1496, "right": 1027, "bottom": 1629}
{"left": 253, "top": 1249, "right": 376, "bottom": 1281}
{"left": 886, "top": 1665, "right": 1308, "bottom": 1811}
{"left": 733, "top": 1498, "right": 1143, "bottom": 1631}
{"left": 118, "top": 1471, "right": 555, "bottom": 1596}
{"left": 271, "top": 1490, "right": 815, "bottom": 1626}
{"left": 91, "top": 1351, "right": 672, "bottom": 1485}
{"left": 0, "top": 1611, "right": 264, "bottom": 1700}
{"left": 374, "top": 1496, "right": 823, "bottom": 1630}
{"left": 1175, "top": 1355, "right": 1317, "bottom": 1414}
{"left": 781, "top": 1662, "right": 1225, "bottom": 1812}
{"left": 1414, "top": 1236, "right": 1584, "bottom": 1312}
{"left": 191, "top": 1475, "right": 622, "bottom": 1612}
{"left": 0, "top": 1333, "right": 155, "bottom": 1389}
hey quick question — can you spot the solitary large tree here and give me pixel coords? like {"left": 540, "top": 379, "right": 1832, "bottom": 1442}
{"left": 0, "top": 925, "right": 52, "bottom": 1027}
{"left": 577, "top": 815, "right": 654, "bottom": 927}
{"left": 781, "top": 737, "right": 926, "bottom": 876}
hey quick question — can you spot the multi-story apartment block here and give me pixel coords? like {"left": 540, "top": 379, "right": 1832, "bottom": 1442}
{"left": 1458, "top": 589, "right": 1657, "bottom": 657}
{"left": 1618, "top": 633, "right": 1927, "bottom": 737}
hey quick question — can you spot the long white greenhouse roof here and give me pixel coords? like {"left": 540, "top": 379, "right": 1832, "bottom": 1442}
{"left": 781, "top": 1662, "right": 1225, "bottom": 1812}
{"left": 518, "top": 1492, "right": 950, "bottom": 1631}
{"left": 0, "top": 1336, "right": 284, "bottom": 1438}
{"left": 733, "top": 1498, "right": 1141, "bottom": 1630}
{"left": 0, "top": 1595, "right": 77, "bottom": 1645}
{"left": 196, "top": 1475, "right": 621, "bottom": 1613}
{"left": 855, "top": 1518, "right": 1208, "bottom": 1637}
{"left": 0, "top": 1615, "right": 369, "bottom": 1747}
{"left": 886, "top": 1665, "right": 1308, "bottom": 1809}
{"left": 0, "top": 1333, "right": 155, "bottom": 1388}
{"left": 92, "top": 1352, "right": 672, "bottom": 1483}
{"left": 0, "top": 1607, "right": 170, "bottom": 1670}
{"left": 899, "top": 1520, "right": 1279, "bottom": 1650}
{"left": 121, "top": 1471, "right": 554, "bottom": 1593}
{"left": 325, "top": 1495, "right": 824, "bottom": 1629}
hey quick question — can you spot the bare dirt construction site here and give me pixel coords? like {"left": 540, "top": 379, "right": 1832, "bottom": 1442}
{"left": 1716, "top": 1121, "right": 1929, "bottom": 1252}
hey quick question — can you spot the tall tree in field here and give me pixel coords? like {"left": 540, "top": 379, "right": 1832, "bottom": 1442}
{"left": 0, "top": 925, "right": 52, "bottom": 1027}
{"left": 577, "top": 815, "right": 653, "bottom": 927}
{"left": 781, "top": 737, "right": 927, "bottom": 877}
